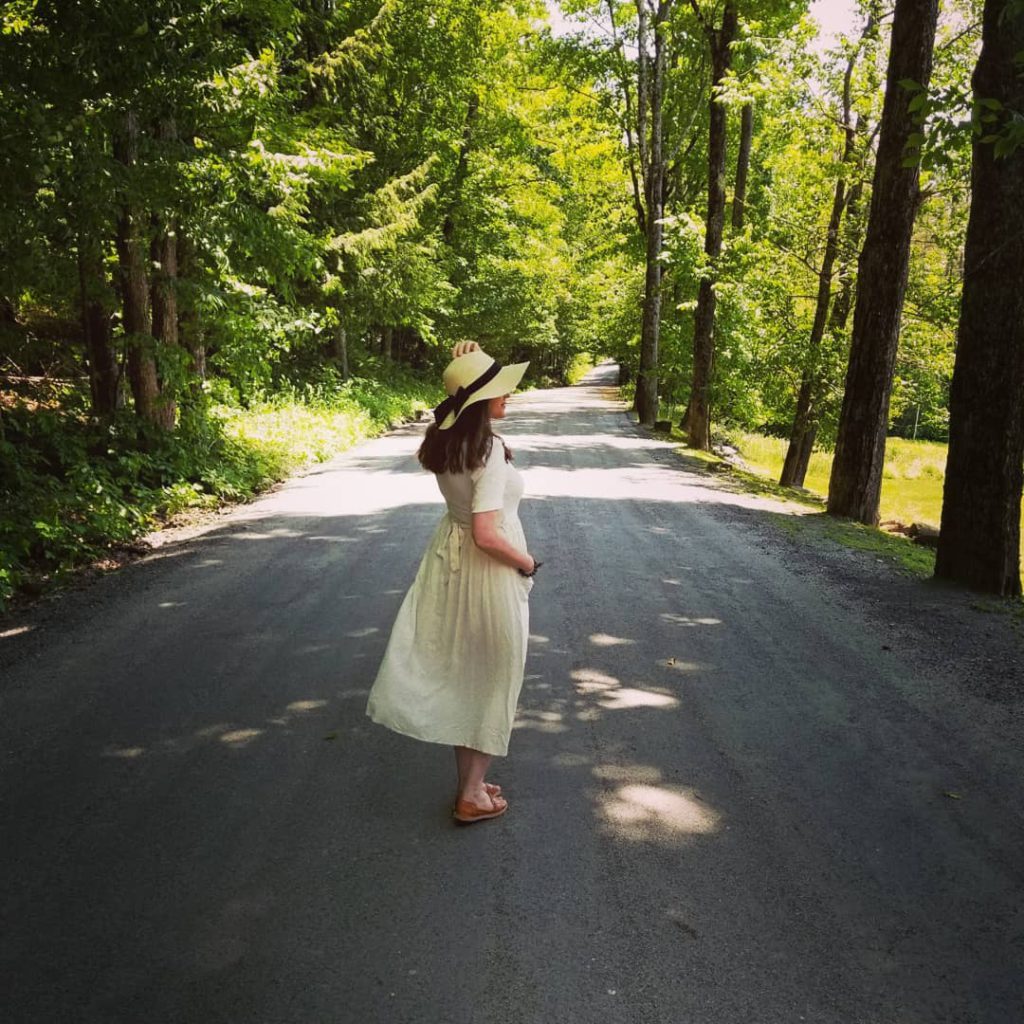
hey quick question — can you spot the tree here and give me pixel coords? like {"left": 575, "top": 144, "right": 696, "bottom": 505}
{"left": 634, "top": 0, "right": 674, "bottom": 428}
{"left": 935, "top": 2, "right": 1024, "bottom": 596}
{"left": 114, "top": 109, "right": 167, "bottom": 429}
{"left": 731, "top": 100, "right": 753, "bottom": 231}
{"left": 826, "top": 0, "right": 939, "bottom": 523}
{"left": 687, "top": 0, "right": 738, "bottom": 449}
{"left": 780, "top": 11, "right": 877, "bottom": 487}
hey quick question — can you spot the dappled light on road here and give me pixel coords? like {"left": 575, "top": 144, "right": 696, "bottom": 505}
{"left": 0, "top": 624, "right": 34, "bottom": 639}
{"left": 514, "top": 707, "right": 569, "bottom": 734}
{"left": 571, "top": 667, "right": 619, "bottom": 693}
{"left": 285, "top": 699, "right": 327, "bottom": 713}
{"left": 598, "top": 687, "right": 679, "bottom": 711}
{"left": 92, "top": 696, "right": 333, "bottom": 761}
{"left": 220, "top": 728, "right": 263, "bottom": 747}
{"left": 656, "top": 658, "right": 704, "bottom": 673}
{"left": 598, "top": 783, "right": 720, "bottom": 842}
{"left": 660, "top": 612, "right": 722, "bottom": 627}
{"left": 570, "top": 667, "right": 680, "bottom": 712}
{"left": 589, "top": 633, "right": 635, "bottom": 647}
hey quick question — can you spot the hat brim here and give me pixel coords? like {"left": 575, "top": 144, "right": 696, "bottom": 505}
{"left": 437, "top": 360, "right": 530, "bottom": 430}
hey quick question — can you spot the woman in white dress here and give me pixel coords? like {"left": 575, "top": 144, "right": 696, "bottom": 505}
{"left": 366, "top": 342, "right": 541, "bottom": 824}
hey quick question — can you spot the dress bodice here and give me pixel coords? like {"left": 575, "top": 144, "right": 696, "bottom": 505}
{"left": 435, "top": 437, "right": 524, "bottom": 526}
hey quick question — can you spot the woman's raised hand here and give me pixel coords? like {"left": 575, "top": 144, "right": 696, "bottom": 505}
{"left": 451, "top": 341, "right": 480, "bottom": 359}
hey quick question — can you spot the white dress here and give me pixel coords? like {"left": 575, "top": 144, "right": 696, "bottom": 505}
{"left": 365, "top": 437, "right": 532, "bottom": 756}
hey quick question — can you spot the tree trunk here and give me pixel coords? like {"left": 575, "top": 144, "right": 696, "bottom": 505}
{"left": 782, "top": 18, "right": 872, "bottom": 487}
{"left": 826, "top": 0, "right": 938, "bottom": 523}
{"left": 731, "top": 101, "right": 753, "bottom": 231}
{"left": 113, "top": 110, "right": 162, "bottom": 427}
{"left": 780, "top": 176, "right": 847, "bottom": 487}
{"left": 781, "top": 32, "right": 869, "bottom": 488}
{"left": 781, "top": 372, "right": 818, "bottom": 487}
{"left": 177, "top": 231, "right": 206, "bottom": 392}
{"left": 78, "top": 234, "right": 119, "bottom": 417}
{"left": 382, "top": 325, "right": 393, "bottom": 361}
{"left": 635, "top": 1, "right": 671, "bottom": 428}
{"left": 150, "top": 241, "right": 178, "bottom": 427}
{"left": 330, "top": 323, "right": 350, "bottom": 380}
{"left": 688, "top": 1, "right": 738, "bottom": 450}
{"left": 149, "top": 117, "right": 179, "bottom": 429}
{"left": 935, "top": 3, "right": 1024, "bottom": 596}
{"left": 828, "top": 179, "right": 863, "bottom": 336}
{"left": 783, "top": 181, "right": 866, "bottom": 482}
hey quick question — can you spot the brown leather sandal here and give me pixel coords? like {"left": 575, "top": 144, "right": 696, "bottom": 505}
{"left": 453, "top": 794, "right": 508, "bottom": 824}
{"left": 451, "top": 782, "right": 501, "bottom": 811}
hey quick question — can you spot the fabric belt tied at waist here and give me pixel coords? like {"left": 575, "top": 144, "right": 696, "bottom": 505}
{"left": 436, "top": 516, "right": 470, "bottom": 581}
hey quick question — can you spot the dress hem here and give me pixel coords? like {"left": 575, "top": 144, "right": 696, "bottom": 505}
{"left": 365, "top": 708, "right": 509, "bottom": 758}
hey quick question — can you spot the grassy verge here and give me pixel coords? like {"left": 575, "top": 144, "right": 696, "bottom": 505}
{"left": 718, "top": 428, "right": 949, "bottom": 529}
{"left": 771, "top": 506, "right": 940, "bottom": 577}
{"left": 663, "top": 422, "right": 1024, "bottom": 586}
{"left": 655, "top": 419, "right": 939, "bottom": 578}
{"left": 0, "top": 368, "right": 440, "bottom": 611}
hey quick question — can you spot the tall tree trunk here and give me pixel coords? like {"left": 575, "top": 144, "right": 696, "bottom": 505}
{"left": 826, "top": 0, "right": 938, "bottom": 523}
{"left": 827, "top": 180, "right": 863, "bottom": 336}
{"left": 113, "top": 110, "right": 161, "bottom": 426}
{"left": 782, "top": 182, "right": 866, "bottom": 480}
{"left": 177, "top": 231, "right": 206, "bottom": 395}
{"left": 382, "top": 325, "right": 393, "bottom": 361}
{"left": 635, "top": 0, "right": 671, "bottom": 428}
{"left": 731, "top": 101, "right": 753, "bottom": 231}
{"left": 688, "top": 1, "right": 738, "bottom": 449}
{"left": 781, "top": 181, "right": 847, "bottom": 487}
{"left": 150, "top": 233, "right": 178, "bottom": 427}
{"left": 935, "top": 3, "right": 1024, "bottom": 596}
{"left": 781, "top": 29, "right": 870, "bottom": 488}
{"left": 330, "top": 323, "right": 350, "bottom": 380}
{"left": 149, "top": 116, "right": 178, "bottom": 429}
{"left": 78, "top": 234, "right": 119, "bottom": 417}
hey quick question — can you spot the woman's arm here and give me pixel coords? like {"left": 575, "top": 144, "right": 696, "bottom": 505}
{"left": 471, "top": 510, "right": 535, "bottom": 573}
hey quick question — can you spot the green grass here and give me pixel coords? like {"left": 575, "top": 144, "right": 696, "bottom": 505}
{"left": 722, "top": 429, "right": 949, "bottom": 528}
{"left": 649, "top": 417, "right": 938, "bottom": 577}
{"left": 697, "top": 427, "right": 1024, "bottom": 583}
{"left": 218, "top": 374, "right": 439, "bottom": 480}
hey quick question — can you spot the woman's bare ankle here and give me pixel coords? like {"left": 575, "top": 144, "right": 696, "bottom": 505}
{"left": 459, "top": 783, "right": 491, "bottom": 805}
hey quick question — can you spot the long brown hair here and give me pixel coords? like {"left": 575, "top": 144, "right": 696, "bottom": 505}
{"left": 418, "top": 400, "right": 512, "bottom": 474}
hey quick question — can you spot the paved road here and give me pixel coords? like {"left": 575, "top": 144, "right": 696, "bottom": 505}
{"left": 2, "top": 365, "right": 1022, "bottom": 1024}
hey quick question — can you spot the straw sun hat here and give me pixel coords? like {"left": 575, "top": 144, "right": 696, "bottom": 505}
{"left": 433, "top": 348, "right": 529, "bottom": 430}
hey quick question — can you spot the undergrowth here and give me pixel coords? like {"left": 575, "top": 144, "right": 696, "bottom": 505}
{"left": 0, "top": 366, "right": 439, "bottom": 611}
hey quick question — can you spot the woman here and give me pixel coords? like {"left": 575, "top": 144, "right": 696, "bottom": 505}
{"left": 366, "top": 341, "right": 540, "bottom": 824}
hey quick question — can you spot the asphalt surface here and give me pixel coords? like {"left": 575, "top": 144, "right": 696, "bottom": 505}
{"left": 2, "top": 364, "right": 1022, "bottom": 1024}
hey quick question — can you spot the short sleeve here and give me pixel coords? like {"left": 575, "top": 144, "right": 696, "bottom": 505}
{"left": 471, "top": 442, "right": 507, "bottom": 514}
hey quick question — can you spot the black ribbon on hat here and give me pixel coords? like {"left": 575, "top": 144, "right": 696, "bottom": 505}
{"left": 433, "top": 359, "right": 503, "bottom": 426}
